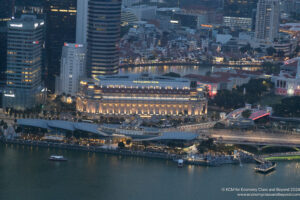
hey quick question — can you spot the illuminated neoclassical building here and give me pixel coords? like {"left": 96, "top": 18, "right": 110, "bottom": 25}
{"left": 76, "top": 74, "right": 207, "bottom": 118}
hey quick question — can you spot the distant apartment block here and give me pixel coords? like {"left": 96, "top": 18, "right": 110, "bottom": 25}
{"left": 223, "top": 16, "right": 252, "bottom": 31}
{"left": 255, "top": 0, "right": 280, "bottom": 42}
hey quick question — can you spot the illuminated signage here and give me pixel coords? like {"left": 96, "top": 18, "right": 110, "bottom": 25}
{"left": 170, "top": 20, "right": 179, "bottom": 24}
{"left": 4, "top": 94, "right": 15, "bottom": 97}
{"left": 10, "top": 23, "right": 23, "bottom": 28}
{"left": 201, "top": 24, "right": 213, "bottom": 28}
{"left": 133, "top": 80, "right": 159, "bottom": 84}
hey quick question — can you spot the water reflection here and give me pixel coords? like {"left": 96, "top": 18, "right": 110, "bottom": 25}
{"left": 119, "top": 65, "right": 263, "bottom": 76}
{"left": 119, "top": 65, "right": 212, "bottom": 76}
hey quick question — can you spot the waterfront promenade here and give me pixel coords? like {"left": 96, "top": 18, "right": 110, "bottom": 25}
{"left": 0, "top": 137, "right": 254, "bottom": 167}
{"left": 0, "top": 137, "right": 180, "bottom": 160}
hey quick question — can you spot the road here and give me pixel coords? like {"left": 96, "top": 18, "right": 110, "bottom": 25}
{"left": 206, "top": 130, "right": 300, "bottom": 147}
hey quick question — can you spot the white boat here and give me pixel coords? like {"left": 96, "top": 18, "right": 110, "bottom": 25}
{"left": 48, "top": 155, "right": 67, "bottom": 161}
{"left": 254, "top": 162, "right": 276, "bottom": 173}
{"left": 177, "top": 159, "right": 183, "bottom": 167}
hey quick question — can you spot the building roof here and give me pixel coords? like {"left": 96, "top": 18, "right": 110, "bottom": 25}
{"left": 17, "top": 119, "right": 107, "bottom": 136}
{"left": 48, "top": 120, "right": 75, "bottom": 131}
{"left": 74, "top": 123, "right": 106, "bottom": 135}
{"left": 94, "top": 73, "right": 191, "bottom": 88}
{"left": 138, "top": 131, "right": 198, "bottom": 141}
{"left": 17, "top": 119, "right": 49, "bottom": 129}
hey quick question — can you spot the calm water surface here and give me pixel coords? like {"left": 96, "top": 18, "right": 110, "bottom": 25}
{"left": 119, "top": 65, "right": 212, "bottom": 76}
{"left": 1, "top": 144, "right": 300, "bottom": 200}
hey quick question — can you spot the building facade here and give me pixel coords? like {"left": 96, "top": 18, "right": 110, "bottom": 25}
{"left": 255, "top": 0, "right": 280, "bottom": 42}
{"left": 44, "top": 0, "right": 77, "bottom": 91}
{"left": 223, "top": 16, "right": 252, "bottom": 31}
{"left": 86, "top": 0, "right": 122, "bottom": 78}
{"left": 77, "top": 74, "right": 207, "bottom": 118}
{"left": 76, "top": 0, "right": 88, "bottom": 44}
{"left": 272, "top": 57, "right": 300, "bottom": 96}
{"left": 224, "top": 0, "right": 258, "bottom": 18}
{"left": 3, "top": 15, "right": 44, "bottom": 110}
{"left": 56, "top": 43, "right": 86, "bottom": 96}
{"left": 0, "top": 0, "right": 15, "bottom": 89}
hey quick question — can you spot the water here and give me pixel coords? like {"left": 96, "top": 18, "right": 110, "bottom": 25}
{"left": 1, "top": 144, "right": 300, "bottom": 200}
{"left": 119, "top": 65, "right": 262, "bottom": 76}
{"left": 119, "top": 65, "right": 212, "bottom": 76}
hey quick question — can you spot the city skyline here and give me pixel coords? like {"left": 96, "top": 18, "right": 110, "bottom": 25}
{"left": 0, "top": 1, "right": 300, "bottom": 199}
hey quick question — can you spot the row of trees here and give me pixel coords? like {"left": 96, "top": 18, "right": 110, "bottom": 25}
{"left": 273, "top": 96, "right": 300, "bottom": 118}
{"left": 211, "top": 79, "right": 274, "bottom": 109}
{"left": 239, "top": 43, "right": 284, "bottom": 57}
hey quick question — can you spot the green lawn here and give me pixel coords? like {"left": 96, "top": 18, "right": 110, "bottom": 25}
{"left": 265, "top": 155, "right": 300, "bottom": 161}
{"left": 259, "top": 95, "right": 284, "bottom": 106}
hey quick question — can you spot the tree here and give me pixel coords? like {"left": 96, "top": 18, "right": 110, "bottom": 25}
{"left": 277, "top": 50, "right": 285, "bottom": 58}
{"left": 266, "top": 47, "right": 276, "bottom": 56}
{"left": 254, "top": 47, "right": 262, "bottom": 53}
{"left": 213, "top": 89, "right": 245, "bottom": 109}
{"left": 15, "top": 127, "right": 22, "bottom": 133}
{"left": 242, "top": 109, "right": 252, "bottom": 118}
{"left": 273, "top": 97, "right": 300, "bottom": 117}
{"left": 126, "top": 139, "right": 131, "bottom": 145}
{"left": 240, "top": 43, "right": 252, "bottom": 54}
{"left": 262, "top": 62, "right": 281, "bottom": 74}
{"left": 197, "top": 138, "right": 215, "bottom": 153}
{"left": 162, "top": 72, "right": 181, "bottom": 78}
{"left": 118, "top": 142, "right": 125, "bottom": 149}
{"left": 3, "top": 123, "right": 8, "bottom": 130}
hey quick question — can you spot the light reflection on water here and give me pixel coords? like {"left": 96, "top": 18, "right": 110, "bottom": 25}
{"left": 119, "top": 65, "right": 263, "bottom": 76}
{"left": 1, "top": 141, "right": 299, "bottom": 200}
{"left": 119, "top": 65, "right": 212, "bottom": 76}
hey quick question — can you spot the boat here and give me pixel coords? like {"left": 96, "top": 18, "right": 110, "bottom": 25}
{"left": 48, "top": 155, "right": 67, "bottom": 161}
{"left": 177, "top": 159, "right": 183, "bottom": 167}
{"left": 254, "top": 162, "right": 276, "bottom": 173}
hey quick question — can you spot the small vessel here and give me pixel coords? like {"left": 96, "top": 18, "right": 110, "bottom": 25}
{"left": 48, "top": 155, "right": 67, "bottom": 161}
{"left": 177, "top": 159, "right": 183, "bottom": 167}
{"left": 254, "top": 162, "right": 276, "bottom": 173}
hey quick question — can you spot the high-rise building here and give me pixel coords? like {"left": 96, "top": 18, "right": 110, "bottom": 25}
{"left": 255, "top": 0, "right": 280, "bottom": 42}
{"left": 224, "top": 0, "right": 258, "bottom": 18}
{"left": 3, "top": 15, "right": 44, "bottom": 110}
{"left": 86, "top": 0, "right": 122, "bottom": 78}
{"left": 56, "top": 43, "right": 86, "bottom": 96}
{"left": 44, "top": 0, "right": 77, "bottom": 91}
{"left": 223, "top": 16, "right": 252, "bottom": 31}
{"left": 0, "top": 0, "right": 15, "bottom": 89}
{"left": 0, "top": 0, "right": 14, "bottom": 24}
{"left": 76, "top": 0, "right": 88, "bottom": 44}
{"left": 223, "top": 0, "right": 258, "bottom": 31}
